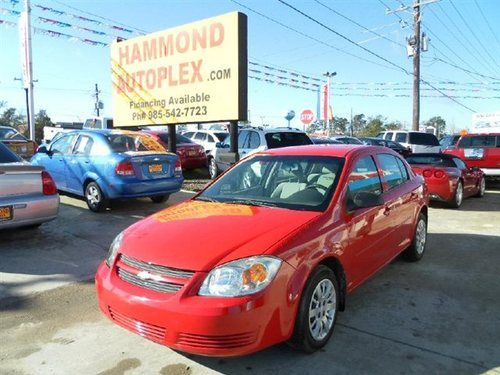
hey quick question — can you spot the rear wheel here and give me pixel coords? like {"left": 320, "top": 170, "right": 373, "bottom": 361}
{"left": 208, "top": 157, "right": 219, "bottom": 180}
{"left": 289, "top": 265, "right": 339, "bottom": 353}
{"left": 402, "top": 213, "right": 427, "bottom": 262}
{"left": 475, "top": 177, "right": 486, "bottom": 198}
{"left": 150, "top": 195, "right": 169, "bottom": 204}
{"left": 449, "top": 181, "right": 463, "bottom": 208}
{"left": 85, "top": 182, "right": 108, "bottom": 213}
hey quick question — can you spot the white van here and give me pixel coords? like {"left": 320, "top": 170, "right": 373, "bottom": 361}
{"left": 377, "top": 131, "right": 441, "bottom": 153}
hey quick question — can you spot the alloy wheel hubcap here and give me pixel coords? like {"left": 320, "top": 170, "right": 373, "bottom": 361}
{"left": 87, "top": 186, "right": 100, "bottom": 206}
{"left": 456, "top": 183, "right": 463, "bottom": 206}
{"left": 415, "top": 219, "right": 427, "bottom": 255}
{"left": 209, "top": 160, "right": 216, "bottom": 177}
{"left": 480, "top": 178, "right": 485, "bottom": 195}
{"left": 308, "top": 279, "right": 336, "bottom": 341}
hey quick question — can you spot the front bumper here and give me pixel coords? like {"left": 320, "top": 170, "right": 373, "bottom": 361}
{"left": 95, "top": 260, "right": 297, "bottom": 357}
{"left": 0, "top": 193, "right": 59, "bottom": 229}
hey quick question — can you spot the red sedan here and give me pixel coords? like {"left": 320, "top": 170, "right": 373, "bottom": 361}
{"left": 143, "top": 130, "right": 207, "bottom": 170}
{"left": 406, "top": 153, "right": 485, "bottom": 208}
{"left": 96, "top": 145, "right": 429, "bottom": 357}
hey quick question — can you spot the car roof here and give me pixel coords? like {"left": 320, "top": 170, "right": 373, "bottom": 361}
{"left": 260, "top": 144, "right": 377, "bottom": 158}
{"left": 464, "top": 132, "right": 500, "bottom": 136}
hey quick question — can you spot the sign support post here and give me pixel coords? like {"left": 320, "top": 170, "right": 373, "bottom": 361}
{"left": 229, "top": 120, "right": 239, "bottom": 162}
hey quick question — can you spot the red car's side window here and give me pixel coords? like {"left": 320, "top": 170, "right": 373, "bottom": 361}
{"left": 346, "top": 156, "right": 383, "bottom": 208}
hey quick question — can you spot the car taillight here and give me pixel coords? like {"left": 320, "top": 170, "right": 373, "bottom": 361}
{"left": 175, "top": 158, "right": 182, "bottom": 174}
{"left": 423, "top": 170, "right": 433, "bottom": 178}
{"left": 434, "top": 170, "right": 445, "bottom": 178}
{"left": 41, "top": 171, "right": 57, "bottom": 195}
{"left": 198, "top": 147, "right": 204, "bottom": 156}
{"left": 115, "top": 161, "right": 135, "bottom": 176}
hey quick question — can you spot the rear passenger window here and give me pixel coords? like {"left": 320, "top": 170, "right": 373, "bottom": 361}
{"left": 194, "top": 132, "right": 206, "bottom": 141}
{"left": 378, "top": 154, "right": 405, "bottom": 190}
{"left": 347, "top": 156, "right": 382, "bottom": 197}
{"left": 384, "top": 132, "right": 393, "bottom": 140}
{"left": 248, "top": 131, "right": 261, "bottom": 149}
{"left": 396, "top": 158, "right": 409, "bottom": 181}
{"left": 395, "top": 133, "right": 407, "bottom": 143}
{"left": 458, "top": 135, "right": 497, "bottom": 148}
{"left": 73, "top": 136, "right": 93, "bottom": 155}
{"left": 453, "top": 158, "right": 467, "bottom": 170}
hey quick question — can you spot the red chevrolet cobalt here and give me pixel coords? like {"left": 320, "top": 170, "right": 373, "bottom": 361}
{"left": 96, "top": 145, "right": 429, "bottom": 356}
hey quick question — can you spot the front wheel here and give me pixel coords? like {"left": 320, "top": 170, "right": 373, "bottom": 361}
{"left": 289, "top": 265, "right": 339, "bottom": 353}
{"left": 402, "top": 213, "right": 427, "bottom": 262}
{"left": 150, "top": 195, "right": 170, "bottom": 204}
{"left": 85, "top": 182, "right": 108, "bottom": 213}
{"left": 208, "top": 157, "right": 219, "bottom": 180}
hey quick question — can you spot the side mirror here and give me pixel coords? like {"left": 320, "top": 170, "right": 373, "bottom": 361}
{"left": 347, "top": 191, "right": 384, "bottom": 211}
{"left": 37, "top": 145, "right": 51, "bottom": 155}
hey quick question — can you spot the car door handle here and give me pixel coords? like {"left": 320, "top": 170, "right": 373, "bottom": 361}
{"left": 383, "top": 206, "right": 391, "bottom": 216}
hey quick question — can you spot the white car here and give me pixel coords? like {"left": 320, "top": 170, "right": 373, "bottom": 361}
{"left": 377, "top": 131, "right": 441, "bottom": 153}
{"left": 182, "top": 130, "right": 228, "bottom": 156}
{"left": 210, "top": 127, "right": 312, "bottom": 179}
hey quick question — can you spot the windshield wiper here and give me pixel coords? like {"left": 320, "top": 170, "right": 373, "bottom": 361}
{"left": 223, "top": 199, "right": 279, "bottom": 208}
{"left": 194, "top": 196, "right": 220, "bottom": 203}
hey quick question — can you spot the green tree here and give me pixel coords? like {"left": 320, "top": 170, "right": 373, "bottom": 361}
{"left": 0, "top": 107, "right": 25, "bottom": 130}
{"left": 361, "top": 115, "right": 385, "bottom": 137}
{"left": 34, "top": 110, "right": 53, "bottom": 143}
{"left": 384, "top": 121, "right": 403, "bottom": 131}
{"left": 333, "top": 117, "right": 349, "bottom": 134}
{"left": 351, "top": 114, "right": 367, "bottom": 136}
{"left": 423, "top": 116, "right": 446, "bottom": 137}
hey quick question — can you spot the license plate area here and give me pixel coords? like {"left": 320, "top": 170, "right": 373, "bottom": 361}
{"left": 148, "top": 164, "right": 163, "bottom": 174}
{"left": 0, "top": 206, "right": 13, "bottom": 221}
{"left": 187, "top": 150, "right": 197, "bottom": 157}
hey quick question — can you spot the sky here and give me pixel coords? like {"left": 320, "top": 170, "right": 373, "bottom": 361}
{"left": 1, "top": 0, "right": 499, "bottom": 132}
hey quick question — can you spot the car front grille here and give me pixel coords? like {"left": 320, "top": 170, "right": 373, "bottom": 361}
{"left": 117, "top": 267, "right": 183, "bottom": 293}
{"left": 108, "top": 306, "right": 166, "bottom": 342}
{"left": 177, "top": 332, "right": 258, "bottom": 349}
{"left": 120, "top": 254, "right": 195, "bottom": 279}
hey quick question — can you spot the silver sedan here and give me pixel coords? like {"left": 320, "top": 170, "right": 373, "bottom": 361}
{"left": 0, "top": 142, "right": 59, "bottom": 229}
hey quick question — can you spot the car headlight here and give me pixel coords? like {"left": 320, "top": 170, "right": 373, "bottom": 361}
{"left": 106, "top": 231, "right": 124, "bottom": 266}
{"left": 199, "top": 256, "right": 282, "bottom": 297}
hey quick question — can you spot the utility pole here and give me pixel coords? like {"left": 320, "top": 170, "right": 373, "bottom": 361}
{"left": 19, "top": 0, "right": 35, "bottom": 140}
{"left": 94, "top": 83, "right": 101, "bottom": 116}
{"left": 412, "top": 0, "right": 420, "bottom": 131}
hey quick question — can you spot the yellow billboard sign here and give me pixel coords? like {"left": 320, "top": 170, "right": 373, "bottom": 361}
{"left": 111, "top": 12, "right": 247, "bottom": 127}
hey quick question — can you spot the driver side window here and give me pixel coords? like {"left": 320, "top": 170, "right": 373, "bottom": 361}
{"left": 50, "top": 135, "right": 75, "bottom": 155}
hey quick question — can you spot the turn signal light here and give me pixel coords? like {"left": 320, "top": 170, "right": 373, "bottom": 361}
{"left": 41, "top": 171, "right": 57, "bottom": 195}
{"left": 115, "top": 161, "right": 135, "bottom": 176}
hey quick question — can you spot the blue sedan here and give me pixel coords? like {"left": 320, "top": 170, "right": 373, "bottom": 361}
{"left": 31, "top": 130, "right": 183, "bottom": 212}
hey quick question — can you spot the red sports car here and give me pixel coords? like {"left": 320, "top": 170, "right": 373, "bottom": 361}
{"left": 96, "top": 145, "right": 429, "bottom": 357}
{"left": 142, "top": 130, "right": 207, "bottom": 170}
{"left": 406, "top": 153, "right": 485, "bottom": 208}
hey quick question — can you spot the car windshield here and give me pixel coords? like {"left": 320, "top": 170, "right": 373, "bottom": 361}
{"left": 214, "top": 132, "right": 228, "bottom": 141}
{"left": 458, "top": 135, "right": 498, "bottom": 148}
{"left": 0, "top": 142, "right": 22, "bottom": 163}
{"left": 197, "top": 155, "right": 344, "bottom": 212}
{"left": 406, "top": 155, "right": 454, "bottom": 167}
{"left": 408, "top": 133, "right": 440, "bottom": 146}
{"left": 264, "top": 132, "right": 312, "bottom": 149}
{"left": 0, "top": 128, "right": 24, "bottom": 141}
{"left": 106, "top": 133, "right": 165, "bottom": 152}
{"left": 157, "top": 133, "right": 194, "bottom": 145}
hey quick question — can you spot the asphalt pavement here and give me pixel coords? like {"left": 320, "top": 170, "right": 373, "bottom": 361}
{"left": 1, "top": 187, "right": 499, "bottom": 374}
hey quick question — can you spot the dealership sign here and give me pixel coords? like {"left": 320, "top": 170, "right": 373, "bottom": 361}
{"left": 111, "top": 12, "right": 247, "bottom": 127}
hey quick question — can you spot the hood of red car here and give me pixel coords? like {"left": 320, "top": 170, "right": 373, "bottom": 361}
{"left": 120, "top": 200, "right": 320, "bottom": 271}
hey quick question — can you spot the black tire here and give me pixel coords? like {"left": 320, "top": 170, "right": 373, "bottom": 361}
{"left": 289, "top": 265, "right": 339, "bottom": 353}
{"left": 150, "top": 194, "right": 170, "bottom": 204}
{"left": 449, "top": 181, "right": 463, "bottom": 208}
{"left": 84, "top": 182, "right": 108, "bottom": 213}
{"left": 474, "top": 177, "right": 486, "bottom": 198}
{"left": 402, "top": 212, "right": 427, "bottom": 262}
{"left": 21, "top": 223, "right": 42, "bottom": 230}
{"left": 208, "top": 157, "right": 219, "bottom": 180}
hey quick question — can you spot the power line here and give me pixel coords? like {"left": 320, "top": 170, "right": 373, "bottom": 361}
{"left": 313, "top": 0, "right": 405, "bottom": 48}
{"left": 228, "top": 0, "right": 399, "bottom": 72}
{"left": 473, "top": 0, "right": 500, "bottom": 47}
{"left": 276, "top": 0, "right": 476, "bottom": 113}
{"left": 448, "top": 0, "right": 500, "bottom": 71}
